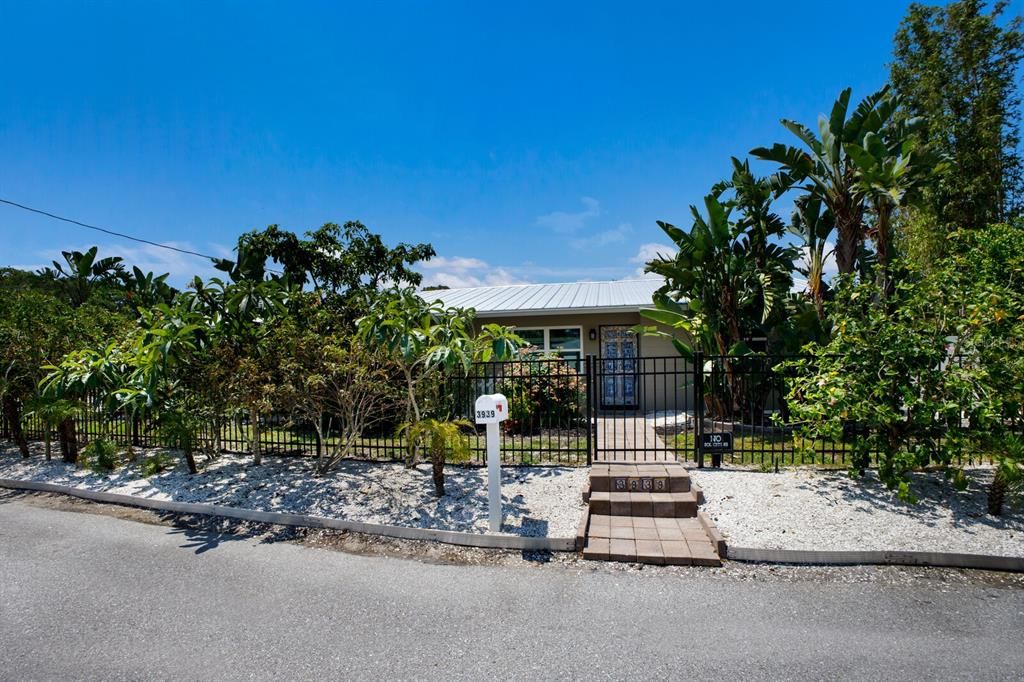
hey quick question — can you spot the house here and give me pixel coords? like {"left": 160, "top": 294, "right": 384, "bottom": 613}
{"left": 428, "top": 279, "right": 690, "bottom": 412}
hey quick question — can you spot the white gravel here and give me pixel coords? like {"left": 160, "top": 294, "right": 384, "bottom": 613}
{"left": 0, "top": 444, "right": 587, "bottom": 538}
{"left": 692, "top": 467, "right": 1024, "bottom": 557}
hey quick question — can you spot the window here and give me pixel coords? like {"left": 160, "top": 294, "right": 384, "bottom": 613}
{"left": 516, "top": 326, "right": 582, "bottom": 370}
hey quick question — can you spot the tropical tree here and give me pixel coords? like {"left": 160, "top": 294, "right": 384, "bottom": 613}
{"left": 397, "top": 419, "right": 473, "bottom": 496}
{"left": 358, "top": 289, "right": 519, "bottom": 494}
{"left": 846, "top": 114, "right": 946, "bottom": 293}
{"left": 891, "top": 0, "right": 1024, "bottom": 240}
{"left": 641, "top": 187, "right": 795, "bottom": 360}
{"left": 273, "top": 322, "right": 399, "bottom": 475}
{"left": 752, "top": 87, "right": 898, "bottom": 276}
{"left": 39, "top": 246, "right": 125, "bottom": 308}
{"left": 788, "top": 195, "right": 834, "bottom": 320}
{"left": 216, "top": 221, "right": 435, "bottom": 321}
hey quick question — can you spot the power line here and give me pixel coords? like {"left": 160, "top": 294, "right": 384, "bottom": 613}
{"left": 0, "top": 197, "right": 295, "bottom": 278}
{"left": 0, "top": 197, "right": 223, "bottom": 261}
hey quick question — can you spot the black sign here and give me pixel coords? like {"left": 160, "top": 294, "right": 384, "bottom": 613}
{"left": 701, "top": 432, "right": 733, "bottom": 451}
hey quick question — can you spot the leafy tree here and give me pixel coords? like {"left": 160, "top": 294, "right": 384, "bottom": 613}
{"left": 891, "top": 0, "right": 1024, "bottom": 244}
{"left": 781, "top": 271, "right": 999, "bottom": 500}
{"left": 216, "top": 221, "right": 435, "bottom": 320}
{"left": 273, "top": 320, "right": 400, "bottom": 475}
{"left": 119, "top": 266, "right": 175, "bottom": 314}
{"left": 788, "top": 195, "right": 834, "bottom": 320}
{"left": 783, "top": 220, "right": 1024, "bottom": 506}
{"left": 358, "top": 289, "right": 520, "bottom": 494}
{"left": 641, "top": 165, "right": 796, "bottom": 359}
{"left": 1, "top": 281, "right": 128, "bottom": 461}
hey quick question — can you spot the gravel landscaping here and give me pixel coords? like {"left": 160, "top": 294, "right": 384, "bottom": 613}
{"left": 692, "top": 467, "right": 1024, "bottom": 557}
{"left": 0, "top": 444, "right": 587, "bottom": 538}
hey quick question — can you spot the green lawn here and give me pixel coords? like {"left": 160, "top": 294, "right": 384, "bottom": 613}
{"left": 673, "top": 431, "right": 863, "bottom": 469}
{"left": 672, "top": 431, "right": 997, "bottom": 469}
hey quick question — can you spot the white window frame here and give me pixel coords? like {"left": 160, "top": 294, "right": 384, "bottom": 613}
{"left": 515, "top": 326, "right": 583, "bottom": 371}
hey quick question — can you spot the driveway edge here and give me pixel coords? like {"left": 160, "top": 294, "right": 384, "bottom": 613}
{"left": 0, "top": 478, "right": 576, "bottom": 552}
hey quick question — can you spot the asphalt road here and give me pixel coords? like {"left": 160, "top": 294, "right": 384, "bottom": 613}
{"left": 1, "top": 499, "right": 1022, "bottom": 681}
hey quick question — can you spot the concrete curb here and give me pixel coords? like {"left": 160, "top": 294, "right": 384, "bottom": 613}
{"left": 727, "top": 546, "right": 1024, "bottom": 573}
{"left": 0, "top": 478, "right": 576, "bottom": 552}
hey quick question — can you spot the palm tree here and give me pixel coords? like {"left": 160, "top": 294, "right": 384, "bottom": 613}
{"left": 752, "top": 87, "right": 897, "bottom": 276}
{"left": 397, "top": 418, "right": 473, "bottom": 496}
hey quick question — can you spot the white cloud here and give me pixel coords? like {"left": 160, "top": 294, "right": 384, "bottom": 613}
{"left": 419, "top": 255, "right": 529, "bottom": 289}
{"left": 536, "top": 197, "right": 601, "bottom": 233}
{"left": 571, "top": 223, "right": 633, "bottom": 250}
{"left": 630, "top": 242, "right": 677, "bottom": 278}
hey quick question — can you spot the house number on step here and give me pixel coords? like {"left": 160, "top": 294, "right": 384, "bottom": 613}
{"left": 613, "top": 477, "right": 667, "bottom": 492}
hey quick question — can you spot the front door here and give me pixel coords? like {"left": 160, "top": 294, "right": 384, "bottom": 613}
{"left": 600, "top": 326, "right": 638, "bottom": 409}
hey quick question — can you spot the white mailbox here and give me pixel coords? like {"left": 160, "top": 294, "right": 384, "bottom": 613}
{"left": 475, "top": 392, "right": 508, "bottom": 532}
{"left": 474, "top": 393, "right": 509, "bottom": 424}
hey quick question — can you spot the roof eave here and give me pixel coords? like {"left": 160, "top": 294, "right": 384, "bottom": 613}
{"left": 471, "top": 305, "right": 655, "bottom": 318}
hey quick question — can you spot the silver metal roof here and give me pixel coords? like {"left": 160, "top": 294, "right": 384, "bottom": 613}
{"left": 424, "top": 279, "right": 663, "bottom": 317}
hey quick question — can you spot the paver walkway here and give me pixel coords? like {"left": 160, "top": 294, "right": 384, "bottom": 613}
{"left": 594, "top": 415, "right": 677, "bottom": 462}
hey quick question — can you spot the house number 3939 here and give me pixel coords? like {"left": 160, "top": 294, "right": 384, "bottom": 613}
{"left": 476, "top": 409, "right": 496, "bottom": 419}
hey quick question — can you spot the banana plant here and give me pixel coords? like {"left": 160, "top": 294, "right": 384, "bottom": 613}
{"left": 789, "top": 195, "right": 835, "bottom": 320}
{"left": 752, "top": 87, "right": 897, "bottom": 277}
{"left": 846, "top": 114, "right": 947, "bottom": 293}
{"left": 41, "top": 246, "right": 126, "bottom": 307}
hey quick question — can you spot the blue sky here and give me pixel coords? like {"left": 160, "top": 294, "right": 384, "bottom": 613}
{"left": 2, "top": 1, "right": 1008, "bottom": 287}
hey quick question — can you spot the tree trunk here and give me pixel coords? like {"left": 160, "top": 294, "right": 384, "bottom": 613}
{"left": 833, "top": 197, "right": 864, "bottom": 276}
{"left": 210, "top": 415, "right": 221, "bottom": 453}
{"left": 404, "top": 367, "right": 421, "bottom": 467}
{"left": 183, "top": 446, "right": 198, "bottom": 475}
{"left": 2, "top": 396, "right": 29, "bottom": 458}
{"left": 431, "top": 450, "right": 445, "bottom": 497}
{"left": 59, "top": 417, "right": 78, "bottom": 464}
{"left": 987, "top": 469, "right": 1007, "bottom": 517}
{"left": 250, "top": 408, "right": 262, "bottom": 466}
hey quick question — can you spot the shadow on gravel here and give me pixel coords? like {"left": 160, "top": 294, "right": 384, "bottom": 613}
{"left": 790, "top": 469, "right": 1021, "bottom": 532}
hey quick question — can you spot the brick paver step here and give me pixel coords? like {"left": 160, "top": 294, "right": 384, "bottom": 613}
{"left": 589, "top": 462, "right": 691, "bottom": 494}
{"left": 587, "top": 490, "right": 698, "bottom": 517}
{"left": 580, "top": 462, "right": 723, "bottom": 567}
{"left": 582, "top": 515, "right": 723, "bottom": 567}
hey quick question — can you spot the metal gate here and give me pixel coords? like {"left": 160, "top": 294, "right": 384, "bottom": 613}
{"left": 585, "top": 354, "right": 700, "bottom": 464}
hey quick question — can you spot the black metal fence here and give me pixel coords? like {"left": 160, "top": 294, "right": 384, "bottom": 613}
{"left": 1, "top": 353, "right": 1011, "bottom": 468}
{"left": 3, "top": 356, "right": 590, "bottom": 466}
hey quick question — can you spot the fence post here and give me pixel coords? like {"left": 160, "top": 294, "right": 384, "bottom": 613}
{"left": 585, "top": 355, "right": 594, "bottom": 466}
{"left": 694, "top": 350, "right": 704, "bottom": 468}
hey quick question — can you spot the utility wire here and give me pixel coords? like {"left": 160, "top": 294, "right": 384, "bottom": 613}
{"left": 0, "top": 197, "right": 222, "bottom": 261}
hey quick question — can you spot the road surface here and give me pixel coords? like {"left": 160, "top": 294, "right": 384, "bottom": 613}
{"left": 1, "top": 498, "right": 1022, "bottom": 680}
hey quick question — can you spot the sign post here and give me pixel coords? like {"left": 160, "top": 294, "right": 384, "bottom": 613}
{"left": 474, "top": 393, "right": 508, "bottom": 532}
{"left": 700, "top": 432, "right": 733, "bottom": 467}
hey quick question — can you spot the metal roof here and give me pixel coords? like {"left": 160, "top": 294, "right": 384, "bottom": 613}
{"left": 424, "top": 279, "right": 664, "bottom": 317}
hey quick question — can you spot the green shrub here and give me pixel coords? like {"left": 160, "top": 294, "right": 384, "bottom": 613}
{"left": 496, "top": 353, "right": 584, "bottom": 434}
{"left": 80, "top": 437, "right": 120, "bottom": 473}
{"left": 139, "top": 452, "right": 177, "bottom": 477}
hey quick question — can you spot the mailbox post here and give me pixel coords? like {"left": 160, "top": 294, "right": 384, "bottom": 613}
{"left": 474, "top": 393, "right": 508, "bottom": 532}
